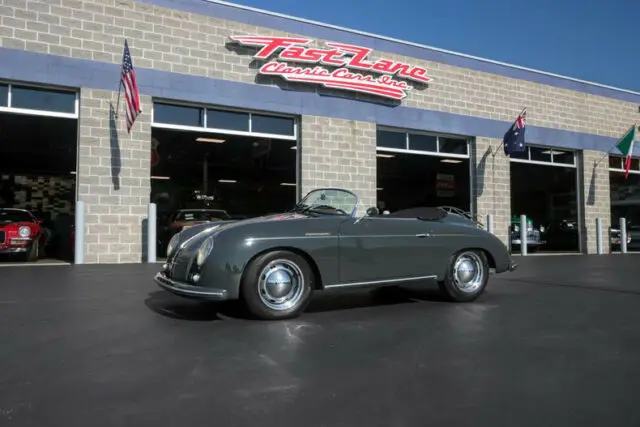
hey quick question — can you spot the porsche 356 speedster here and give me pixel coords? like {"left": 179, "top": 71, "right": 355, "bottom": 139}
{"left": 154, "top": 188, "right": 517, "bottom": 320}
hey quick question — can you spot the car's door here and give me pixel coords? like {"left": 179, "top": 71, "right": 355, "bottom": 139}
{"left": 337, "top": 216, "right": 441, "bottom": 285}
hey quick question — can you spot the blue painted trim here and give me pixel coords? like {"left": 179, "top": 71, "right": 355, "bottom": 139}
{"left": 137, "top": 0, "right": 640, "bottom": 104}
{"left": 0, "top": 47, "right": 635, "bottom": 158}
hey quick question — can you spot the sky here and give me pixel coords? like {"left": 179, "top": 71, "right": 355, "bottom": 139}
{"left": 227, "top": 0, "right": 640, "bottom": 92}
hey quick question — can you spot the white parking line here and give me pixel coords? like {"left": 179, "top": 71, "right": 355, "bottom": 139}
{"left": 0, "top": 262, "right": 71, "bottom": 267}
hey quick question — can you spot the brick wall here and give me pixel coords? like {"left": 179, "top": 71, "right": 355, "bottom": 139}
{"left": 300, "top": 116, "right": 376, "bottom": 216}
{"left": 0, "top": 0, "right": 630, "bottom": 258}
{"left": 580, "top": 150, "right": 611, "bottom": 254}
{"left": 473, "top": 137, "right": 511, "bottom": 245}
{"left": 77, "top": 88, "right": 152, "bottom": 263}
{"left": 0, "top": 0, "right": 636, "bottom": 142}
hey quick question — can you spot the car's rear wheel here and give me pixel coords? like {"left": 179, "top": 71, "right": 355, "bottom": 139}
{"left": 241, "top": 250, "right": 314, "bottom": 320}
{"left": 437, "top": 249, "right": 489, "bottom": 302}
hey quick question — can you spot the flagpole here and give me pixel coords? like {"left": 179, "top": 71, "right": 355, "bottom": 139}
{"left": 114, "top": 79, "right": 123, "bottom": 120}
{"left": 113, "top": 38, "right": 127, "bottom": 120}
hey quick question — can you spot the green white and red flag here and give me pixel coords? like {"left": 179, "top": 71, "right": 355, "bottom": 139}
{"left": 615, "top": 125, "right": 636, "bottom": 179}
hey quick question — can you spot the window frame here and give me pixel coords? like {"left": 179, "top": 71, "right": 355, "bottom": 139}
{"left": 0, "top": 81, "right": 79, "bottom": 119}
{"left": 151, "top": 99, "right": 298, "bottom": 141}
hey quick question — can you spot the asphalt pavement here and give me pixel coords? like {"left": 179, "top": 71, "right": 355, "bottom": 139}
{"left": 1, "top": 254, "right": 640, "bottom": 427}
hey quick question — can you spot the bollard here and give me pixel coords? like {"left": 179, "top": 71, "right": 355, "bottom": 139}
{"left": 147, "top": 203, "right": 157, "bottom": 263}
{"left": 520, "top": 214, "right": 528, "bottom": 256}
{"left": 487, "top": 214, "right": 494, "bottom": 234}
{"left": 74, "top": 200, "right": 84, "bottom": 264}
{"left": 620, "top": 217, "right": 628, "bottom": 254}
{"left": 595, "top": 217, "right": 603, "bottom": 255}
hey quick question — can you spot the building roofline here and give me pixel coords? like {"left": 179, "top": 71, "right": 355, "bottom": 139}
{"left": 205, "top": 0, "right": 640, "bottom": 97}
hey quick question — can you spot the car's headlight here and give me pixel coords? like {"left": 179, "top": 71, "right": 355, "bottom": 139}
{"left": 513, "top": 225, "right": 519, "bottom": 232}
{"left": 18, "top": 226, "right": 30, "bottom": 237}
{"left": 167, "top": 234, "right": 180, "bottom": 257}
{"left": 196, "top": 236, "right": 214, "bottom": 266}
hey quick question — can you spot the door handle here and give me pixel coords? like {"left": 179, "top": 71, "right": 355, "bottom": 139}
{"left": 416, "top": 233, "right": 429, "bottom": 238}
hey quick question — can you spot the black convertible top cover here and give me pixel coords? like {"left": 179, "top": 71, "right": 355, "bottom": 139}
{"left": 386, "top": 207, "right": 448, "bottom": 221}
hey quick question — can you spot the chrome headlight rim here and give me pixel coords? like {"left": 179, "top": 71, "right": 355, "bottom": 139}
{"left": 196, "top": 236, "right": 214, "bottom": 266}
{"left": 167, "top": 233, "right": 180, "bottom": 257}
{"left": 18, "top": 226, "right": 31, "bottom": 237}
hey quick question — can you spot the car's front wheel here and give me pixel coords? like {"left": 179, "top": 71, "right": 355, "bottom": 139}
{"left": 240, "top": 250, "right": 314, "bottom": 320}
{"left": 437, "top": 249, "right": 489, "bottom": 302}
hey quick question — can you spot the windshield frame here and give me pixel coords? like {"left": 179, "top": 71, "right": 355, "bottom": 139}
{"left": 295, "top": 188, "right": 359, "bottom": 217}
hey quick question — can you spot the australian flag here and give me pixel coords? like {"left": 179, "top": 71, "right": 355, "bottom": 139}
{"left": 503, "top": 108, "right": 527, "bottom": 156}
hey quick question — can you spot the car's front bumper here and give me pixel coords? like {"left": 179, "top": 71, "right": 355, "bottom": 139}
{"left": 511, "top": 239, "right": 545, "bottom": 246}
{"left": 0, "top": 245, "right": 29, "bottom": 254}
{"left": 154, "top": 271, "right": 229, "bottom": 301}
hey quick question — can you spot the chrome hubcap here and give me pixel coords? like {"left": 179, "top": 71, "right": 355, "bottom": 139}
{"left": 452, "top": 252, "right": 484, "bottom": 293}
{"left": 258, "top": 259, "right": 304, "bottom": 311}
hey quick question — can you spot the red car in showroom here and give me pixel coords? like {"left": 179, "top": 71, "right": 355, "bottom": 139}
{"left": 0, "top": 208, "right": 44, "bottom": 262}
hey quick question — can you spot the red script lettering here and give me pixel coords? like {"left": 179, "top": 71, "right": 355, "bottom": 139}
{"left": 229, "top": 35, "right": 432, "bottom": 100}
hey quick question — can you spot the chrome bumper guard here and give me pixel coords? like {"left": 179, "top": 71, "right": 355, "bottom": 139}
{"left": 154, "top": 272, "right": 228, "bottom": 301}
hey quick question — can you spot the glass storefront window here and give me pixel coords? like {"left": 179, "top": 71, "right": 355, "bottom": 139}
{"left": 408, "top": 133, "right": 437, "bottom": 152}
{"left": 11, "top": 85, "right": 76, "bottom": 114}
{"left": 439, "top": 137, "right": 468, "bottom": 155}
{"left": 377, "top": 130, "right": 407, "bottom": 150}
{"left": 0, "top": 84, "right": 8, "bottom": 107}
{"left": 529, "top": 146, "right": 552, "bottom": 162}
{"left": 610, "top": 172, "right": 640, "bottom": 248}
{"left": 153, "top": 103, "right": 204, "bottom": 127}
{"left": 251, "top": 114, "right": 295, "bottom": 136}
{"left": 551, "top": 149, "right": 574, "bottom": 165}
{"left": 609, "top": 155, "right": 622, "bottom": 169}
{"left": 609, "top": 155, "right": 640, "bottom": 172}
{"left": 207, "top": 109, "right": 249, "bottom": 132}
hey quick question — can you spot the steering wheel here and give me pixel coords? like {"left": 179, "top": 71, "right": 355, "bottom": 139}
{"left": 312, "top": 204, "right": 347, "bottom": 215}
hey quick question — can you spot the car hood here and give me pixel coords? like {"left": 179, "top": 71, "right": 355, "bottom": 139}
{"left": 0, "top": 221, "right": 34, "bottom": 229}
{"left": 174, "top": 212, "right": 309, "bottom": 248}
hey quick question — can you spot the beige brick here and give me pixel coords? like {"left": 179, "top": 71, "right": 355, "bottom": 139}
{"left": 76, "top": 88, "right": 152, "bottom": 264}
{"left": 473, "top": 138, "right": 511, "bottom": 246}
{"left": 0, "top": 0, "right": 633, "bottom": 143}
{"left": 580, "top": 150, "right": 611, "bottom": 254}
{"left": 300, "top": 116, "right": 376, "bottom": 216}
{"left": 3, "top": 0, "right": 634, "bottom": 262}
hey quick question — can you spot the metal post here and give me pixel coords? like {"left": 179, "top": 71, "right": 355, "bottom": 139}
{"left": 74, "top": 200, "right": 84, "bottom": 264}
{"left": 487, "top": 214, "right": 494, "bottom": 234}
{"left": 147, "top": 203, "right": 157, "bottom": 263}
{"left": 620, "top": 217, "right": 628, "bottom": 254}
{"left": 595, "top": 217, "right": 603, "bottom": 255}
{"left": 520, "top": 214, "right": 528, "bottom": 256}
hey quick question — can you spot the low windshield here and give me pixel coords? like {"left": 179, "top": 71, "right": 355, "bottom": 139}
{"left": 173, "top": 210, "right": 229, "bottom": 222}
{"left": 0, "top": 209, "right": 33, "bottom": 224}
{"left": 296, "top": 189, "right": 358, "bottom": 216}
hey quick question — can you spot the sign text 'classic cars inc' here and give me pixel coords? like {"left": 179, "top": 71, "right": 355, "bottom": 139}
{"left": 229, "top": 36, "right": 432, "bottom": 100}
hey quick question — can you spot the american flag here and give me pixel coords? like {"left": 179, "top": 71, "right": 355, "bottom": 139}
{"left": 120, "top": 39, "right": 141, "bottom": 133}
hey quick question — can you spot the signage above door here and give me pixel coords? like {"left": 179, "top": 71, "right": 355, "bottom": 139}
{"left": 229, "top": 35, "right": 432, "bottom": 101}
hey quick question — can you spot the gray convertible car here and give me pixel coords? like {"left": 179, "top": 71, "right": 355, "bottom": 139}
{"left": 155, "top": 188, "right": 517, "bottom": 320}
